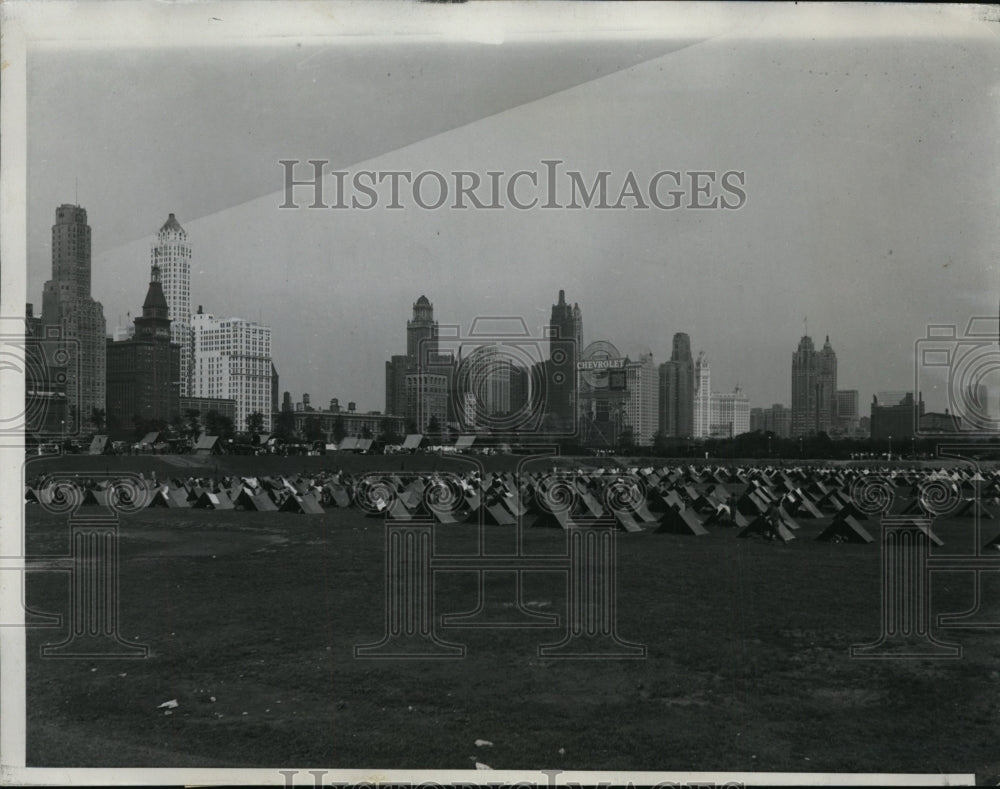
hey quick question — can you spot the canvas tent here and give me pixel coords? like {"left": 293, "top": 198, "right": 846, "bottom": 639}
{"left": 401, "top": 434, "right": 424, "bottom": 451}
{"left": 139, "top": 431, "right": 159, "bottom": 448}
{"left": 193, "top": 435, "right": 222, "bottom": 455}
{"left": 816, "top": 515, "right": 874, "bottom": 543}
{"left": 89, "top": 435, "right": 109, "bottom": 455}
{"left": 454, "top": 435, "right": 476, "bottom": 451}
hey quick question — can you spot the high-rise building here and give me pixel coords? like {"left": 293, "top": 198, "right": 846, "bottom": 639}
{"left": 547, "top": 289, "right": 582, "bottom": 432}
{"left": 693, "top": 351, "right": 711, "bottom": 438}
{"left": 24, "top": 303, "right": 69, "bottom": 437}
{"left": 387, "top": 296, "right": 442, "bottom": 420}
{"left": 836, "top": 389, "right": 860, "bottom": 435}
{"left": 709, "top": 387, "right": 751, "bottom": 438}
{"left": 151, "top": 214, "right": 194, "bottom": 395}
{"left": 791, "top": 334, "right": 838, "bottom": 437}
{"left": 406, "top": 295, "right": 438, "bottom": 364}
{"left": 458, "top": 343, "right": 512, "bottom": 428}
{"left": 623, "top": 352, "right": 659, "bottom": 445}
{"left": 191, "top": 307, "right": 273, "bottom": 433}
{"left": 40, "top": 204, "right": 106, "bottom": 433}
{"left": 658, "top": 332, "right": 695, "bottom": 438}
{"left": 106, "top": 264, "right": 181, "bottom": 437}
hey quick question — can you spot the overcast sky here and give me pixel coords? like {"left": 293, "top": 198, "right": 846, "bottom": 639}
{"left": 23, "top": 3, "right": 1000, "bottom": 415}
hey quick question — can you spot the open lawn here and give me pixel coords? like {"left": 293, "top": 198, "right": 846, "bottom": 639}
{"left": 19, "top": 454, "right": 1000, "bottom": 780}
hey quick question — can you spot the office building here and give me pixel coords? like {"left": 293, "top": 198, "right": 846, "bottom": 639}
{"left": 151, "top": 213, "right": 194, "bottom": 395}
{"left": 105, "top": 264, "right": 181, "bottom": 437}
{"left": 870, "top": 392, "right": 924, "bottom": 440}
{"left": 693, "top": 351, "right": 711, "bottom": 438}
{"left": 709, "top": 387, "right": 751, "bottom": 438}
{"left": 623, "top": 352, "right": 659, "bottom": 445}
{"left": 191, "top": 306, "right": 274, "bottom": 433}
{"left": 546, "top": 289, "right": 582, "bottom": 432}
{"left": 40, "top": 204, "right": 107, "bottom": 433}
{"left": 658, "top": 332, "right": 695, "bottom": 438}
{"left": 791, "top": 334, "right": 838, "bottom": 437}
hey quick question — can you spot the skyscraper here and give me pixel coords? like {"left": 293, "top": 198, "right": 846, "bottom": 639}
{"left": 658, "top": 332, "right": 694, "bottom": 438}
{"left": 547, "top": 289, "right": 582, "bottom": 432}
{"left": 693, "top": 351, "right": 711, "bottom": 438}
{"left": 387, "top": 296, "right": 443, "bottom": 423}
{"left": 791, "top": 334, "right": 838, "bottom": 436}
{"left": 41, "top": 204, "right": 107, "bottom": 433}
{"left": 151, "top": 214, "right": 193, "bottom": 395}
{"left": 709, "top": 387, "right": 751, "bottom": 438}
{"left": 106, "top": 263, "right": 181, "bottom": 436}
{"left": 623, "top": 352, "right": 659, "bottom": 445}
{"left": 406, "top": 295, "right": 438, "bottom": 364}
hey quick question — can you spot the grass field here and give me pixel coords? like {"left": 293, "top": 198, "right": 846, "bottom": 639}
{"left": 19, "top": 454, "right": 1000, "bottom": 781}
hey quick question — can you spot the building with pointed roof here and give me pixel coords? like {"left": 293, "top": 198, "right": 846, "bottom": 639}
{"left": 791, "top": 333, "right": 838, "bottom": 437}
{"left": 151, "top": 213, "right": 194, "bottom": 395}
{"left": 106, "top": 263, "right": 181, "bottom": 438}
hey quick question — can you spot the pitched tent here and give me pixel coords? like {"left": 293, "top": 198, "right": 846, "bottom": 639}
{"left": 235, "top": 488, "right": 278, "bottom": 512}
{"left": 139, "top": 431, "right": 159, "bottom": 447}
{"left": 338, "top": 437, "right": 359, "bottom": 451}
{"left": 89, "top": 435, "right": 109, "bottom": 455}
{"left": 193, "top": 435, "right": 222, "bottom": 455}
{"left": 279, "top": 491, "right": 324, "bottom": 514}
{"left": 817, "top": 515, "right": 874, "bottom": 544}
{"left": 356, "top": 438, "right": 374, "bottom": 453}
{"left": 401, "top": 434, "right": 424, "bottom": 451}
{"left": 454, "top": 435, "right": 476, "bottom": 451}
{"left": 657, "top": 505, "right": 709, "bottom": 536}
{"left": 738, "top": 516, "right": 796, "bottom": 543}
{"left": 193, "top": 490, "right": 235, "bottom": 510}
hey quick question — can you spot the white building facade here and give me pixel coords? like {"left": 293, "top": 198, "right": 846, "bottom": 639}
{"left": 191, "top": 310, "right": 273, "bottom": 433}
{"left": 151, "top": 214, "right": 194, "bottom": 395}
{"left": 623, "top": 352, "right": 659, "bottom": 446}
{"left": 709, "top": 387, "right": 751, "bottom": 438}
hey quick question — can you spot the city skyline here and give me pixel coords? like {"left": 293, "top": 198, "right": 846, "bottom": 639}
{"left": 24, "top": 15, "right": 1000, "bottom": 417}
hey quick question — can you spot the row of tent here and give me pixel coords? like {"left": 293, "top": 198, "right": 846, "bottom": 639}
{"left": 27, "top": 463, "right": 997, "bottom": 547}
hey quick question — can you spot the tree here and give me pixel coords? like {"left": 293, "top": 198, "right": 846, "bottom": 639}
{"left": 90, "top": 407, "right": 106, "bottom": 433}
{"left": 184, "top": 408, "right": 202, "bottom": 441}
{"left": 332, "top": 416, "right": 347, "bottom": 443}
{"left": 652, "top": 430, "right": 670, "bottom": 457}
{"left": 304, "top": 416, "right": 325, "bottom": 443}
{"left": 360, "top": 425, "right": 373, "bottom": 440}
{"left": 275, "top": 410, "right": 297, "bottom": 442}
{"left": 618, "top": 426, "right": 635, "bottom": 452}
{"left": 427, "top": 415, "right": 441, "bottom": 435}
{"left": 246, "top": 411, "right": 265, "bottom": 435}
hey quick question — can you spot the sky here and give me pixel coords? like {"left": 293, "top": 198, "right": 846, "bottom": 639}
{"left": 22, "top": 3, "right": 1000, "bottom": 416}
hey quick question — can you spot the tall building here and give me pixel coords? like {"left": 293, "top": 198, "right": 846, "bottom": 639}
{"left": 458, "top": 343, "right": 512, "bottom": 428}
{"left": 106, "top": 264, "right": 181, "bottom": 437}
{"left": 693, "top": 351, "right": 711, "bottom": 438}
{"left": 40, "top": 204, "right": 106, "bottom": 433}
{"left": 547, "top": 289, "right": 582, "bottom": 432}
{"left": 836, "top": 389, "right": 860, "bottom": 435}
{"left": 623, "top": 352, "right": 659, "bottom": 445}
{"left": 658, "top": 332, "right": 695, "bottom": 438}
{"left": 387, "top": 296, "right": 442, "bottom": 420}
{"left": 405, "top": 372, "right": 448, "bottom": 433}
{"left": 791, "top": 334, "right": 838, "bottom": 437}
{"left": 406, "top": 295, "right": 438, "bottom": 363}
{"left": 24, "top": 303, "right": 69, "bottom": 437}
{"left": 151, "top": 214, "right": 194, "bottom": 395}
{"left": 190, "top": 307, "right": 274, "bottom": 433}
{"left": 709, "top": 387, "right": 751, "bottom": 438}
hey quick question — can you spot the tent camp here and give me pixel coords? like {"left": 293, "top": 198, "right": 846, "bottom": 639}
{"left": 89, "top": 435, "right": 110, "bottom": 455}
{"left": 139, "top": 431, "right": 159, "bottom": 449}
